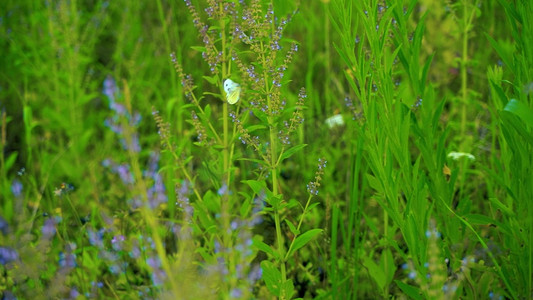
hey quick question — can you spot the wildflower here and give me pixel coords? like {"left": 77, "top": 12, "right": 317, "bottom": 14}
{"left": 325, "top": 114, "right": 344, "bottom": 128}
{"left": 408, "top": 271, "right": 416, "bottom": 279}
{"left": 0, "top": 215, "right": 8, "bottom": 235}
{"left": 146, "top": 152, "right": 168, "bottom": 208}
{"left": 146, "top": 256, "right": 166, "bottom": 286}
{"left": 69, "top": 287, "right": 80, "bottom": 299}
{"left": 0, "top": 246, "right": 18, "bottom": 265}
{"left": 129, "top": 240, "right": 141, "bottom": 259}
{"left": 307, "top": 158, "right": 327, "bottom": 196}
{"left": 230, "top": 288, "right": 243, "bottom": 298}
{"left": 11, "top": 179, "right": 22, "bottom": 197}
{"left": 232, "top": 111, "right": 263, "bottom": 152}
{"left": 59, "top": 243, "right": 77, "bottom": 269}
{"left": 42, "top": 217, "right": 57, "bottom": 239}
{"left": 191, "top": 111, "right": 208, "bottom": 145}
{"left": 152, "top": 108, "right": 172, "bottom": 148}
{"left": 248, "top": 264, "right": 262, "bottom": 282}
{"left": 103, "top": 76, "right": 142, "bottom": 153}
{"left": 1, "top": 291, "right": 15, "bottom": 300}
{"left": 425, "top": 228, "right": 441, "bottom": 239}
{"left": 412, "top": 97, "right": 422, "bottom": 110}
{"left": 111, "top": 235, "right": 125, "bottom": 251}
{"left": 217, "top": 183, "right": 231, "bottom": 196}
{"left": 87, "top": 228, "right": 105, "bottom": 248}
{"left": 103, "top": 75, "right": 119, "bottom": 102}
{"left": 53, "top": 182, "right": 74, "bottom": 197}
{"left": 447, "top": 151, "right": 475, "bottom": 161}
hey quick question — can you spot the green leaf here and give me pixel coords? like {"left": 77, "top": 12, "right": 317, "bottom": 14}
{"left": 488, "top": 197, "right": 514, "bottom": 216}
{"left": 285, "top": 219, "right": 299, "bottom": 236}
{"left": 253, "top": 236, "right": 276, "bottom": 257}
{"left": 381, "top": 248, "right": 395, "bottom": 286}
{"left": 243, "top": 180, "right": 267, "bottom": 195}
{"left": 246, "top": 124, "right": 267, "bottom": 132}
{"left": 504, "top": 99, "right": 533, "bottom": 127}
{"left": 362, "top": 256, "right": 386, "bottom": 291}
{"left": 203, "top": 91, "right": 222, "bottom": 100}
{"left": 202, "top": 190, "right": 220, "bottom": 213}
{"left": 289, "top": 229, "right": 323, "bottom": 256}
{"left": 252, "top": 108, "right": 269, "bottom": 124}
{"left": 243, "top": 180, "right": 281, "bottom": 207}
{"left": 281, "top": 144, "right": 307, "bottom": 161}
{"left": 191, "top": 46, "right": 207, "bottom": 53}
{"left": 240, "top": 197, "right": 251, "bottom": 217}
{"left": 485, "top": 34, "right": 514, "bottom": 76}
{"left": 261, "top": 260, "right": 281, "bottom": 296}
{"left": 307, "top": 202, "right": 320, "bottom": 212}
{"left": 5, "top": 152, "right": 18, "bottom": 172}
{"left": 463, "top": 214, "right": 496, "bottom": 225}
{"left": 204, "top": 104, "right": 212, "bottom": 120}
{"left": 488, "top": 79, "right": 508, "bottom": 108}
{"left": 282, "top": 279, "right": 295, "bottom": 299}
{"left": 193, "top": 202, "right": 214, "bottom": 231}
{"left": 395, "top": 280, "right": 422, "bottom": 300}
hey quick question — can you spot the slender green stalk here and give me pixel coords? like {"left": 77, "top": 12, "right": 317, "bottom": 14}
{"left": 285, "top": 195, "right": 313, "bottom": 260}
{"left": 155, "top": 0, "right": 181, "bottom": 132}
{"left": 122, "top": 81, "right": 179, "bottom": 295}
{"left": 460, "top": 1, "right": 468, "bottom": 139}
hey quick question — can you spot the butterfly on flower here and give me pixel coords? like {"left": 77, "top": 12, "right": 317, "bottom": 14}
{"left": 223, "top": 79, "right": 241, "bottom": 104}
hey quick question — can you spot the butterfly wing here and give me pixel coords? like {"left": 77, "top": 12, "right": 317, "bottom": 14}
{"left": 224, "top": 79, "right": 241, "bottom": 104}
{"left": 224, "top": 79, "right": 234, "bottom": 94}
{"left": 227, "top": 86, "right": 241, "bottom": 104}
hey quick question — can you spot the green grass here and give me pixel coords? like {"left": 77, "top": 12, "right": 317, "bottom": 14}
{"left": 0, "top": 0, "right": 532, "bottom": 299}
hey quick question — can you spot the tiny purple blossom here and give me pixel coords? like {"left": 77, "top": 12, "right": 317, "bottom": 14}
{"left": 0, "top": 247, "right": 18, "bottom": 265}
{"left": 111, "top": 235, "right": 125, "bottom": 251}
{"left": 0, "top": 216, "right": 8, "bottom": 235}
{"left": 11, "top": 179, "right": 22, "bottom": 197}
{"left": 42, "top": 218, "right": 56, "bottom": 239}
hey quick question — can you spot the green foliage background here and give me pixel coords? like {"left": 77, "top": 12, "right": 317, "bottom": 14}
{"left": 0, "top": 0, "right": 532, "bottom": 299}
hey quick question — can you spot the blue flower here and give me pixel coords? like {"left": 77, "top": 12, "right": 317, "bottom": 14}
{"left": 0, "top": 215, "right": 8, "bottom": 235}
{"left": 0, "top": 246, "right": 19, "bottom": 265}
{"left": 11, "top": 179, "right": 22, "bottom": 197}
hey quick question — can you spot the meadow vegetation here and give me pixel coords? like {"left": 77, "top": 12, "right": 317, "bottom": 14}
{"left": 1, "top": 0, "right": 532, "bottom": 299}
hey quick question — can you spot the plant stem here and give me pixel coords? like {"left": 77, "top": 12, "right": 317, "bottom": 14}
{"left": 285, "top": 195, "right": 313, "bottom": 260}
{"left": 122, "top": 80, "right": 179, "bottom": 295}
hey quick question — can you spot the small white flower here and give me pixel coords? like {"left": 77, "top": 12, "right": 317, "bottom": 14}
{"left": 447, "top": 151, "right": 475, "bottom": 161}
{"left": 325, "top": 114, "right": 344, "bottom": 128}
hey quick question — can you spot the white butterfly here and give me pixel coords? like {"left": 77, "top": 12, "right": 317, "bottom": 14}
{"left": 223, "top": 79, "right": 241, "bottom": 104}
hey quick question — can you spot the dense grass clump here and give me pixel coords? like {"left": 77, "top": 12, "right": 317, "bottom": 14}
{"left": 1, "top": 0, "right": 532, "bottom": 299}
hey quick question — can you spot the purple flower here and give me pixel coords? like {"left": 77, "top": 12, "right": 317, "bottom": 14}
{"left": 42, "top": 217, "right": 56, "bottom": 239}
{"left": 115, "top": 164, "right": 134, "bottom": 185}
{"left": 87, "top": 228, "right": 104, "bottom": 248}
{"left": 111, "top": 235, "right": 125, "bottom": 251}
{"left": 0, "top": 246, "right": 18, "bottom": 265}
{"left": 248, "top": 264, "right": 262, "bottom": 283}
{"left": 129, "top": 243, "right": 141, "bottom": 259}
{"left": 69, "top": 287, "right": 80, "bottom": 299}
{"left": 1, "top": 290, "right": 16, "bottom": 300}
{"left": 217, "top": 183, "right": 231, "bottom": 196}
{"left": 0, "top": 215, "right": 8, "bottom": 235}
{"left": 151, "top": 269, "right": 166, "bottom": 286}
{"left": 146, "top": 256, "right": 160, "bottom": 269}
{"left": 11, "top": 179, "right": 22, "bottom": 197}
{"left": 103, "top": 75, "right": 119, "bottom": 102}
{"left": 230, "top": 288, "right": 243, "bottom": 298}
{"left": 59, "top": 250, "right": 77, "bottom": 268}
